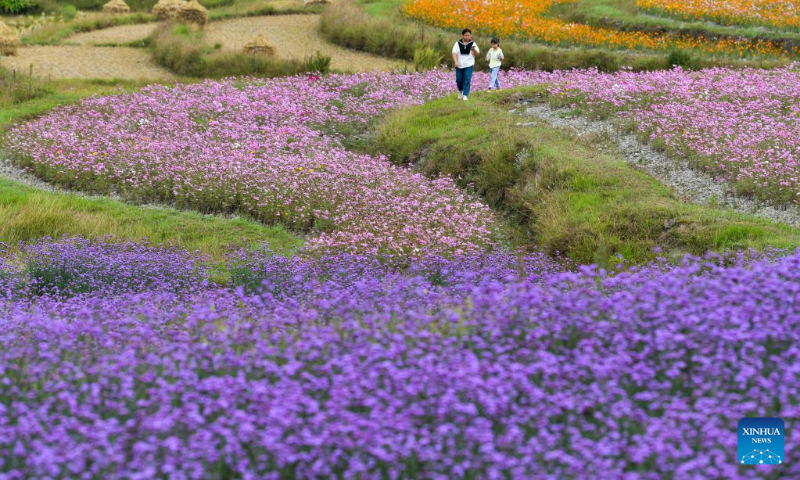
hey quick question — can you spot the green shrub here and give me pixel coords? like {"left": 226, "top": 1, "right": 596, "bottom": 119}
{"left": 61, "top": 4, "right": 78, "bottom": 21}
{"left": 413, "top": 45, "right": 443, "bottom": 71}
{"left": 0, "top": 0, "right": 34, "bottom": 13}
{"left": 666, "top": 48, "right": 695, "bottom": 69}
{"left": 305, "top": 51, "right": 331, "bottom": 73}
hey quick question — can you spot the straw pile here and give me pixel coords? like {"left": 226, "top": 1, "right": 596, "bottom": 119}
{"left": 0, "top": 21, "right": 21, "bottom": 56}
{"left": 177, "top": 0, "right": 208, "bottom": 26}
{"left": 152, "top": 0, "right": 185, "bottom": 20}
{"left": 103, "top": 0, "right": 131, "bottom": 14}
{"left": 243, "top": 34, "right": 276, "bottom": 57}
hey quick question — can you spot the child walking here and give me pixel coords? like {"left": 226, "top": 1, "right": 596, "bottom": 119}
{"left": 486, "top": 38, "right": 504, "bottom": 90}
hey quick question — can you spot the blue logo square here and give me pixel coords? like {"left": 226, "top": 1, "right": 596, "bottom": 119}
{"left": 738, "top": 417, "right": 785, "bottom": 465}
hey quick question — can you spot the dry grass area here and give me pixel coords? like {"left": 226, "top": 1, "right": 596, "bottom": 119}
{"left": 1, "top": 45, "right": 172, "bottom": 80}
{"left": 1, "top": 12, "right": 406, "bottom": 79}
{"left": 204, "top": 14, "right": 407, "bottom": 72}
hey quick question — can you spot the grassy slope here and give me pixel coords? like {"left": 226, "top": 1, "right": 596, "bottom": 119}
{"left": 0, "top": 179, "right": 301, "bottom": 259}
{"left": 21, "top": 12, "right": 155, "bottom": 46}
{"left": 371, "top": 89, "right": 800, "bottom": 264}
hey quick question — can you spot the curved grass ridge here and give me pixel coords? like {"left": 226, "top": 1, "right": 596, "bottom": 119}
{"left": 1, "top": 238, "right": 799, "bottom": 477}
{"left": 3, "top": 70, "right": 554, "bottom": 256}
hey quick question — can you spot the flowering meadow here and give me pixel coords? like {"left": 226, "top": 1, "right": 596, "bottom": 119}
{"left": 638, "top": 0, "right": 800, "bottom": 29}
{"left": 6, "top": 66, "right": 800, "bottom": 476}
{"left": 9, "top": 66, "right": 800, "bottom": 227}
{"left": 548, "top": 65, "right": 800, "bottom": 205}
{"left": 1, "top": 236, "right": 799, "bottom": 478}
{"left": 402, "top": 0, "right": 790, "bottom": 56}
{"left": 5, "top": 70, "right": 566, "bottom": 256}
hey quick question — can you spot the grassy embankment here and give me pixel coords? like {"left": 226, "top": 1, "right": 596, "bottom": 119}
{"left": 370, "top": 87, "right": 800, "bottom": 264}
{"left": 320, "top": 0, "right": 793, "bottom": 72}
{"left": 0, "top": 70, "right": 302, "bottom": 258}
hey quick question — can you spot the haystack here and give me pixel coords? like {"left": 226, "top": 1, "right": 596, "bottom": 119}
{"left": 0, "top": 21, "right": 21, "bottom": 56}
{"left": 152, "top": 0, "right": 185, "bottom": 20}
{"left": 103, "top": 0, "right": 131, "bottom": 14}
{"left": 243, "top": 34, "right": 276, "bottom": 57}
{"left": 177, "top": 0, "right": 208, "bottom": 26}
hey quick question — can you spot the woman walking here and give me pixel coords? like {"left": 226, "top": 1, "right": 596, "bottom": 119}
{"left": 452, "top": 28, "right": 479, "bottom": 100}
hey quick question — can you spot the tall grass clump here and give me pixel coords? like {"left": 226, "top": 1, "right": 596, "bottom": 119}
{"left": 412, "top": 45, "right": 442, "bottom": 71}
{"left": 0, "top": 66, "right": 51, "bottom": 108}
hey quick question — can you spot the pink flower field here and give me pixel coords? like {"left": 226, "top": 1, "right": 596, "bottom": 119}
{"left": 7, "top": 66, "right": 800, "bottom": 255}
{"left": 5, "top": 70, "right": 551, "bottom": 255}
{"left": 549, "top": 65, "right": 800, "bottom": 205}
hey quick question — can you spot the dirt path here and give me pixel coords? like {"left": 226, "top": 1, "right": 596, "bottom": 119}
{"left": 1, "top": 45, "right": 173, "bottom": 80}
{"left": 67, "top": 23, "right": 156, "bottom": 46}
{"left": 205, "top": 14, "right": 407, "bottom": 72}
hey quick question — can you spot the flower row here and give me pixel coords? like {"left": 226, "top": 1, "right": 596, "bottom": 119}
{"left": 402, "top": 0, "right": 790, "bottom": 56}
{"left": 1, "top": 238, "right": 798, "bottom": 478}
{"left": 638, "top": 0, "right": 800, "bottom": 29}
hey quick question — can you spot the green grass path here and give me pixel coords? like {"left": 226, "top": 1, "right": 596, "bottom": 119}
{"left": 0, "top": 178, "right": 302, "bottom": 259}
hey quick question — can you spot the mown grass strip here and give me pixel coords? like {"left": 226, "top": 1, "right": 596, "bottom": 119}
{"left": 0, "top": 178, "right": 302, "bottom": 259}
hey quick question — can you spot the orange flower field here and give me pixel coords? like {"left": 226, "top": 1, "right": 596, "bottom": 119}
{"left": 402, "top": 0, "right": 792, "bottom": 56}
{"left": 638, "top": 0, "right": 800, "bottom": 29}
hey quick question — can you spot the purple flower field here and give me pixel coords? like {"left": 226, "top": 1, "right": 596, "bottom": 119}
{"left": 4, "top": 67, "right": 800, "bottom": 478}
{"left": 1, "top": 237, "right": 799, "bottom": 478}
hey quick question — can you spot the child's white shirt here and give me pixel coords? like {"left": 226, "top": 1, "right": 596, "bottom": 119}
{"left": 486, "top": 48, "right": 504, "bottom": 69}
